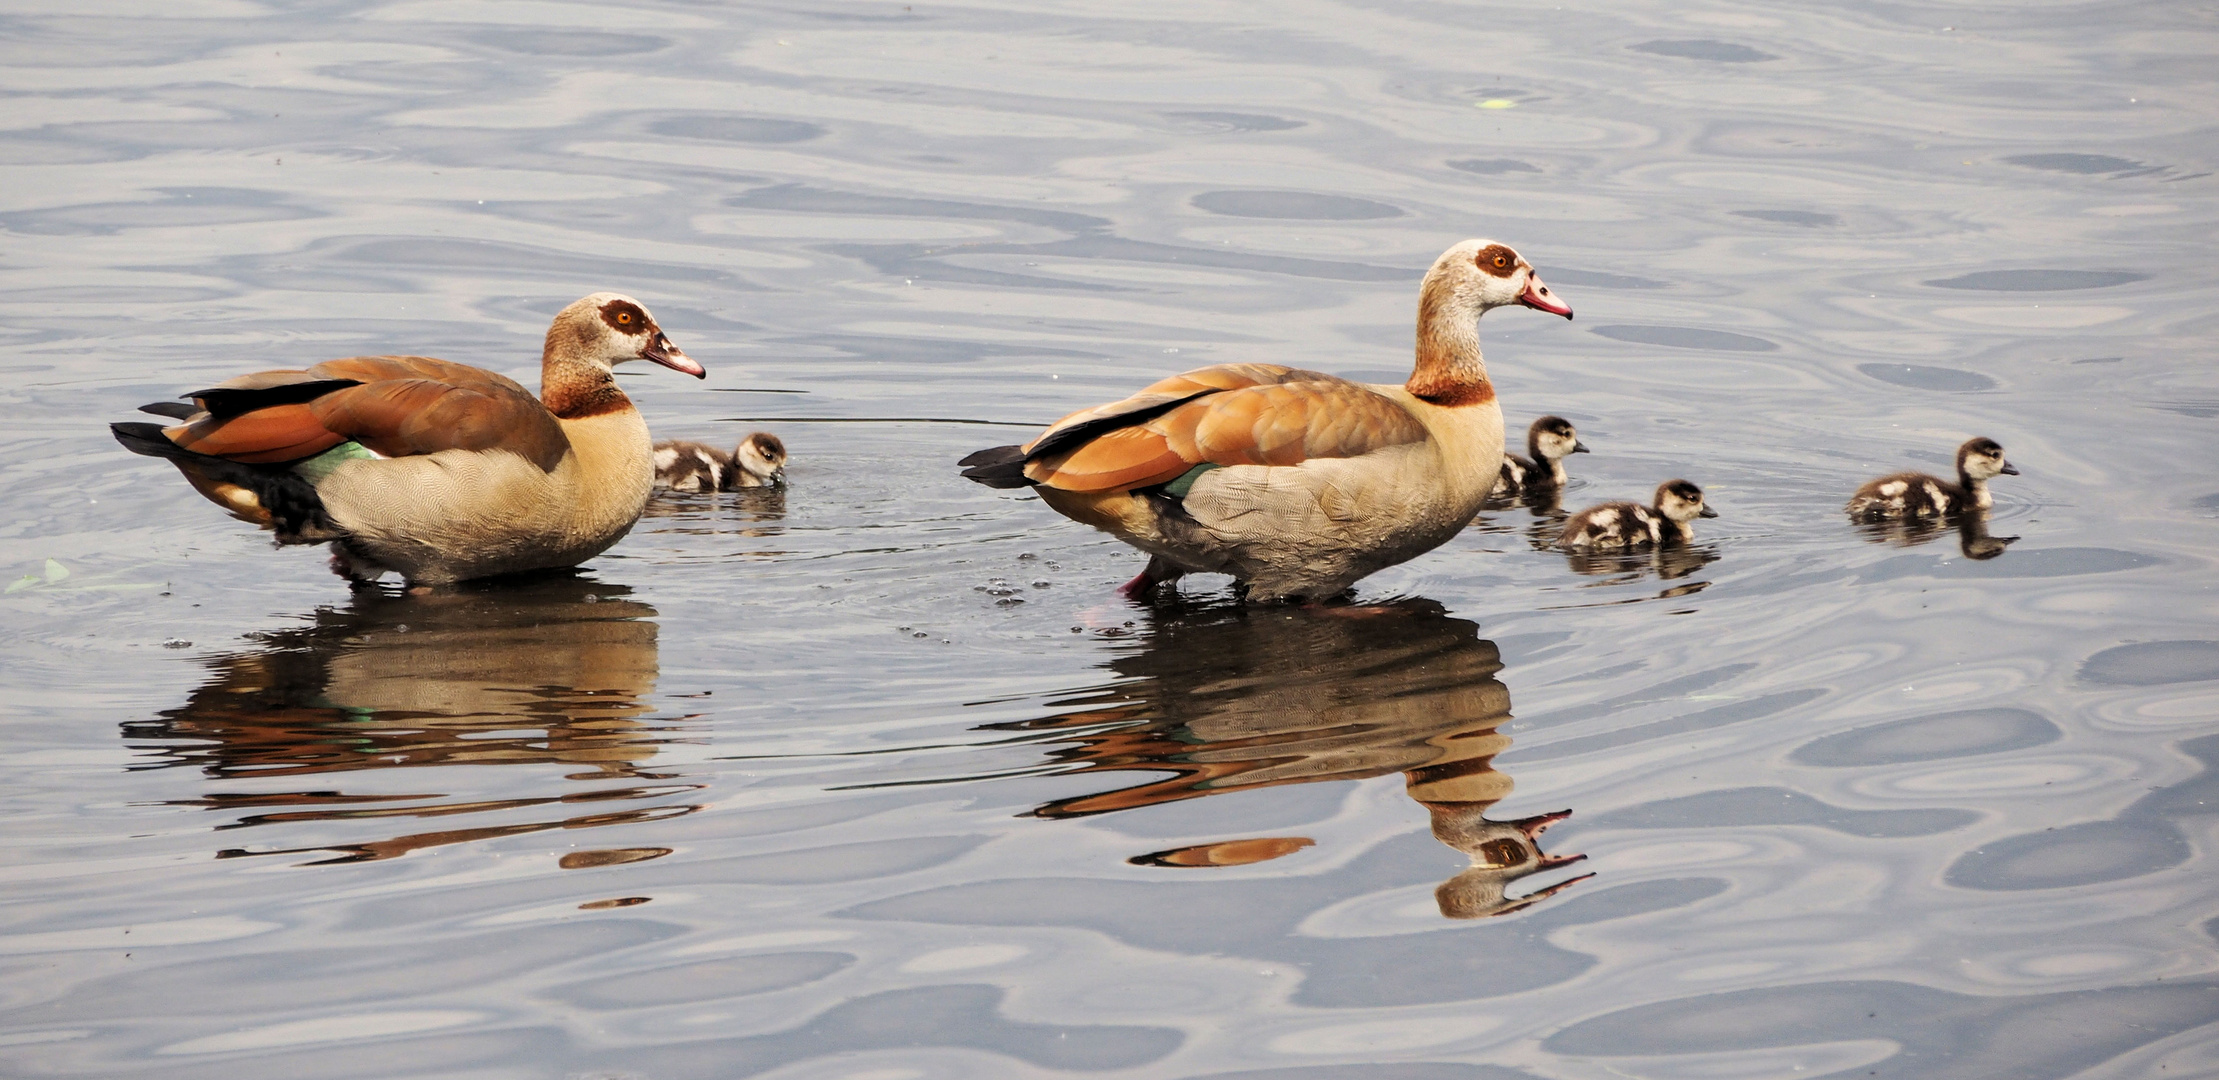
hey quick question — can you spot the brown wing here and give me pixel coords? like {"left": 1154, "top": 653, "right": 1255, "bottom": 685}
{"left": 1131, "top": 362, "right": 1352, "bottom": 396}
{"left": 164, "top": 356, "right": 567, "bottom": 470}
{"left": 1025, "top": 380, "right": 1430, "bottom": 493}
{"left": 1021, "top": 364, "right": 1358, "bottom": 458}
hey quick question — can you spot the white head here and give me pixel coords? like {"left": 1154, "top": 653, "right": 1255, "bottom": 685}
{"left": 1528, "top": 415, "right": 1587, "bottom": 462}
{"left": 1957, "top": 437, "right": 2018, "bottom": 483}
{"left": 545, "top": 292, "right": 705, "bottom": 377}
{"left": 733, "top": 431, "right": 787, "bottom": 485}
{"left": 1421, "top": 239, "right": 1575, "bottom": 322}
{"left": 1654, "top": 479, "right": 1718, "bottom": 525}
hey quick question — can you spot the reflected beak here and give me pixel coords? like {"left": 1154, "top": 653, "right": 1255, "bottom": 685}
{"left": 1518, "top": 273, "right": 1574, "bottom": 319}
{"left": 1699, "top": 506, "right": 1719, "bottom": 518}
{"left": 2000, "top": 461, "right": 2020, "bottom": 475}
{"left": 1571, "top": 441, "right": 1590, "bottom": 454}
{"left": 642, "top": 334, "right": 706, "bottom": 379}
{"left": 1512, "top": 808, "right": 1574, "bottom": 839}
{"left": 1536, "top": 851, "right": 1589, "bottom": 871}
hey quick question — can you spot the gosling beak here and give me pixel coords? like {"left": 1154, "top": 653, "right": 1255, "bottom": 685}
{"left": 1517, "top": 272, "right": 1574, "bottom": 319}
{"left": 1999, "top": 461, "right": 2020, "bottom": 475}
{"left": 1571, "top": 441, "right": 1590, "bottom": 454}
{"left": 1699, "top": 505, "right": 1719, "bottom": 518}
{"left": 642, "top": 334, "right": 706, "bottom": 379}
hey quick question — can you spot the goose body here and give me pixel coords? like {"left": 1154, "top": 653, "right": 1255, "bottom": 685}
{"left": 960, "top": 239, "right": 1573, "bottom": 601}
{"left": 1560, "top": 480, "right": 1715, "bottom": 549}
{"left": 653, "top": 432, "right": 787, "bottom": 492}
{"left": 1491, "top": 415, "right": 1586, "bottom": 497}
{"left": 1846, "top": 437, "right": 2017, "bottom": 519}
{"left": 112, "top": 293, "right": 706, "bottom": 586}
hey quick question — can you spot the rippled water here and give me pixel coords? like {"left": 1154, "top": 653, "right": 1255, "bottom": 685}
{"left": 4, "top": 1, "right": 2216, "bottom": 1077}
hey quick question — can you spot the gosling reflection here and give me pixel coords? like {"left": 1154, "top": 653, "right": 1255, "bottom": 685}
{"left": 1471, "top": 486, "right": 1570, "bottom": 537}
{"left": 125, "top": 574, "right": 701, "bottom": 864}
{"left": 1851, "top": 511, "right": 2017, "bottom": 561}
{"left": 980, "top": 598, "right": 1587, "bottom": 918}
{"left": 641, "top": 484, "right": 788, "bottom": 541}
{"left": 1558, "top": 541, "right": 1719, "bottom": 582}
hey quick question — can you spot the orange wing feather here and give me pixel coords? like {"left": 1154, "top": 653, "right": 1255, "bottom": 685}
{"left": 163, "top": 355, "right": 566, "bottom": 469}
{"left": 1026, "top": 377, "right": 1428, "bottom": 494}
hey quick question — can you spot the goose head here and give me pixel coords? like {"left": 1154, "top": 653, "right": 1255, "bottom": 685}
{"left": 734, "top": 431, "right": 788, "bottom": 486}
{"left": 1530, "top": 415, "right": 1588, "bottom": 461}
{"left": 547, "top": 293, "right": 705, "bottom": 378}
{"left": 1655, "top": 479, "right": 1717, "bottom": 523}
{"left": 1957, "top": 437, "right": 2017, "bottom": 482}
{"left": 1428, "top": 806, "right": 1590, "bottom": 919}
{"left": 1425, "top": 239, "right": 1574, "bottom": 321}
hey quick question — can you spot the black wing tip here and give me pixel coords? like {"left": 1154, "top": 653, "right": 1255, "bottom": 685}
{"left": 958, "top": 444, "right": 1025, "bottom": 468}
{"left": 959, "top": 444, "right": 1034, "bottom": 488}
{"left": 137, "top": 401, "right": 199, "bottom": 420}
{"left": 112, "top": 421, "right": 185, "bottom": 459}
{"left": 189, "top": 378, "right": 363, "bottom": 419}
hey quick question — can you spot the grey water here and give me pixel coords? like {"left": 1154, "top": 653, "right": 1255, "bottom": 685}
{"left": 2, "top": 1, "right": 2216, "bottom": 1078}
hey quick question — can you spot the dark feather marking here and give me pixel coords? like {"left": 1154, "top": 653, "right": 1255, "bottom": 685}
{"left": 188, "top": 379, "right": 363, "bottom": 419}
{"left": 1023, "top": 387, "right": 1221, "bottom": 461}
{"left": 958, "top": 444, "right": 1031, "bottom": 489}
{"left": 958, "top": 387, "right": 1226, "bottom": 489}
{"left": 138, "top": 401, "right": 200, "bottom": 420}
{"left": 112, "top": 422, "right": 340, "bottom": 540}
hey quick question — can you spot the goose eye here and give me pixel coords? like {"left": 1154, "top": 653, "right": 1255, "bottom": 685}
{"left": 1494, "top": 254, "right": 1509, "bottom": 268}
{"left": 617, "top": 312, "right": 632, "bottom": 324}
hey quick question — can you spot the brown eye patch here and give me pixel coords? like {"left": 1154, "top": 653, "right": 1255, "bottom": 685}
{"left": 598, "top": 299, "right": 651, "bottom": 334}
{"left": 1474, "top": 243, "right": 1518, "bottom": 278}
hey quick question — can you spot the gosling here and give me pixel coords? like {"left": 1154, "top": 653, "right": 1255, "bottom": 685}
{"left": 1560, "top": 479, "right": 1716, "bottom": 549}
{"left": 1846, "top": 437, "right": 2016, "bottom": 519}
{"left": 653, "top": 432, "right": 788, "bottom": 492}
{"left": 1491, "top": 416, "right": 1588, "bottom": 497}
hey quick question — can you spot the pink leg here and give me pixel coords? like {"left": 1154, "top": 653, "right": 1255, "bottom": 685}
{"left": 328, "top": 546, "right": 380, "bottom": 588}
{"left": 1118, "top": 556, "right": 1183, "bottom": 601}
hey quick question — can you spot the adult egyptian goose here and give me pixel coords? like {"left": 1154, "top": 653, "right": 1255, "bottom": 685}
{"left": 653, "top": 432, "right": 787, "bottom": 492}
{"left": 1846, "top": 437, "right": 2017, "bottom": 519}
{"left": 1491, "top": 415, "right": 1587, "bottom": 497}
{"left": 112, "top": 293, "right": 706, "bottom": 586}
{"left": 960, "top": 239, "right": 1573, "bottom": 601}
{"left": 1560, "top": 479, "right": 1716, "bottom": 549}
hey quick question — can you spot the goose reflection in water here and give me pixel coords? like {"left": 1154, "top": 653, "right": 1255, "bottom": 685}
{"left": 969, "top": 598, "right": 1590, "bottom": 919}
{"left": 1851, "top": 511, "right": 2018, "bottom": 561}
{"left": 123, "top": 574, "right": 701, "bottom": 865}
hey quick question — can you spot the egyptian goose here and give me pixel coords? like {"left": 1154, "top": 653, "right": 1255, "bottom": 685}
{"left": 1491, "top": 415, "right": 1587, "bottom": 497}
{"left": 960, "top": 239, "right": 1573, "bottom": 601}
{"left": 653, "top": 432, "right": 786, "bottom": 492}
{"left": 1560, "top": 479, "right": 1716, "bottom": 549}
{"left": 111, "top": 293, "right": 706, "bottom": 586}
{"left": 1846, "top": 437, "right": 2017, "bottom": 519}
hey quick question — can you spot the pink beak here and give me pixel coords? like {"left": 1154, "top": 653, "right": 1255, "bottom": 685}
{"left": 1512, "top": 808, "right": 1575, "bottom": 839}
{"left": 642, "top": 335, "right": 706, "bottom": 379}
{"left": 1518, "top": 274, "right": 1574, "bottom": 319}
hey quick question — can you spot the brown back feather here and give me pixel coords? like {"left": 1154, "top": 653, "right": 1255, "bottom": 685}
{"left": 1025, "top": 379, "right": 1428, "bottom": 493}
{"left": 163, "top": 355, "right": 568, "bottom": 470}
